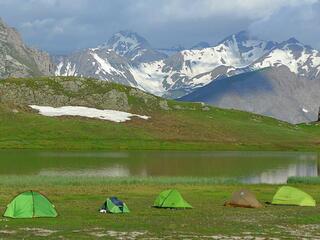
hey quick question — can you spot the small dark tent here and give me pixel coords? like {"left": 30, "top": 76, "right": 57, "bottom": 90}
{"left": 225, "top": 189, "right": 263, "bottom": 208}
{"left": 153, "top": 189, "right": 192, "bottom": 209}
{"left": 3, "top": 191, "right": 58, "bottom": 218}
{"left": 99, "top": 197, "right": 130, "bottom": 214}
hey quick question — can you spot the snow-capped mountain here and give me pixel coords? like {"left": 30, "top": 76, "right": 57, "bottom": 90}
{"left": 55, "top": 30, "right": 320, "bottom": 101}
{"left": 55, "top": 47, "right": 137, "bottom": 87}
{"left": 252, "top": 38, "right": 320, "bottom": 79}
{"left": 132, "top": 31, "right": 277, "bottom": 97}
{"left": 191, "top": 42, "right": 210, "bottom": 50}
{"left": 157, "top": 45, "right": 186, "bottom": 56}
{"left": 102, "top": 30, "right": 166, "bottom": 65}
{"left": 180, "top": 37, "right": 320, "bottom": 123}
{"left": 180, "top": 66, "right": 320, "bottom": 124}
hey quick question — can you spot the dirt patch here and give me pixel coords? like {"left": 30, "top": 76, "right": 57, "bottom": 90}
{"left": 276, "top": 224, "right": 320, "bottom": 239}
{"left": 19, "top": 227, "right": 58, "bottom": 237}
{"left": 88, "top": 230, "right": 148, "bottom": 239}
{"left": 0, "top": 230, "right": 17, "bottom": 235}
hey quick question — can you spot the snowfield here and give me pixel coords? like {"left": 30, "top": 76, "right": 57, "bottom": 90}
{"left": 29, "top": 105, "right": 150, "bottom": 123}
{"left": 55, "top": 30, "right": 320, "bottom": 99}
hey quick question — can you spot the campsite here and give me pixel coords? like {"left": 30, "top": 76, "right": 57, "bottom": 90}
{"left": 0, "top": 151, "right": 320, "bottom": 238}
{"left": 1, "top": 0, "right": 320, "bottom": 239}
{"left": 1, "top": 178, "right": 320, "bottom": 239}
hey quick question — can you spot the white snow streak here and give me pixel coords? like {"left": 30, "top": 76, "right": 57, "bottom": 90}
{"left": 55, "top": 62, "right": 63, "bottom": 76}
{"left": 29, "top": 105, "right": 150, "bottom": 123}
{"left": 90, "top": 52, "right": 114, "bottom": 75}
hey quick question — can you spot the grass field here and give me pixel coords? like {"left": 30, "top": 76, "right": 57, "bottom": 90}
{"left": 0, "top": 177, "right": 320, "bottom": 239}
{"left": 1, "top": 102, "right": 320, "bottom": 151}
{"left": 1, "top": 76, "right": 320, "bottom": 151}
{"left": 1, "top": 77, "right": 320, "bottom": 239}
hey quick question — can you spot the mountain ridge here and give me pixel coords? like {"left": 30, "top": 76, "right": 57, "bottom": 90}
{"left": 1, "top": 16, "right": 320, "bottom": 123}
{"left": 0, "top": 18, "right": 54, "bottom": 78}
{"left": 55, "top": 29, "right": 320, "bottom": 101}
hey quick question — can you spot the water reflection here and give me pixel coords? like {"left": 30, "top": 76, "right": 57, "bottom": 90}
{"left": 0, "top": 150, "right": 318, "bottom": 184}
{"left": 243, "top": 161, "right": 318, "bottom": 184}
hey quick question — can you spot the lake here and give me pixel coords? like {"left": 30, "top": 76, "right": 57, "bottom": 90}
{"left": 0, "top": 151, "right": 318, "bottom": 184}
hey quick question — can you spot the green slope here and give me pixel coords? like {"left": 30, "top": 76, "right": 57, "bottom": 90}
{"left": 0, "top": 76, "right": 319, "bottom": 151}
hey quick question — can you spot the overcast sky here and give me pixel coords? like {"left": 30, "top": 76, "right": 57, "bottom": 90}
{"left": 0, "top": 0, "right": 319, "bottom": 54}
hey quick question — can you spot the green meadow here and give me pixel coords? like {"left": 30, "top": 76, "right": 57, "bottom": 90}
{"left": 0, "top": 77, "right": 320, "bottom": 151}
{"left": 0, "top": 101, "right": 320, "bottom": 151}
{"left": 0, "top": 177, "right": 320, "bottom": 239}
{"left": 1, "top": 77, "right": 320, "bottom": 239}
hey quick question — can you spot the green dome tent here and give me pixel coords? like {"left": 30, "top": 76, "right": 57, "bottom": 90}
{"left": 272, "top": 186, "right": 316, "bottom": 207}
{"left": 99, "top": 197, "right": 130, "bottom": 214}
{"left": 3, "top": 191, "right": 58, "bottom": 218}
{"left": 153, "top": 189, "right": 192, "bottom": 209}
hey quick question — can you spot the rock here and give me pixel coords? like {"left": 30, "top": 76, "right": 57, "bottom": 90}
{"left": 0, "top": 18, "right": 53, "bottom": 78}
{"left": 0, "top": 77, "right": 133, "bottom": 112}
{"left": 173, "top": 105, "right": 183, "bottom": 110}
{"left": 159, "top": 100, "right": 170, "bottom": 110}
{"left": 129, "top": 88, "right": 157, "bottom": 103}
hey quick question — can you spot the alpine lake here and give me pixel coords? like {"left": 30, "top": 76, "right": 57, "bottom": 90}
{"left": 0, "top": 150, "right": 318, "bottom": 184}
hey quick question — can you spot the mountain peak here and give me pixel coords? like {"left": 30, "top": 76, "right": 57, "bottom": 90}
{"left": 191, "top": 41, "right": 210, "bottom": 50}
{"left": 234, "top": 30, "right": 252, "bottom": 40}
{"left": 106, "top": 30, "right": 151, "bottom": 56}
{"left": 102, "top": 30, "right": 167, "bottom": 64}
{"left": 220, "top": 30, "right": 253, "bottom": 45}
{"left": 278, "top": 37, "right": 305, "bottom": 50}
{"left": 285, "top": 37, "right": 300, "bottom": 44}
{"left": 113, "top": 30, "right": 146, "bottom": 43}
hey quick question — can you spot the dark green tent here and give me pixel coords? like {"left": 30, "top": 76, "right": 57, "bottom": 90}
{"left": 3, "top": 191, "right": 58, "bottom": 218}
{"left": 99, "top": 197, "right": 130, "bottom": 214}
{"left": 153, "top": 189, "right": 192, "bottom": 209}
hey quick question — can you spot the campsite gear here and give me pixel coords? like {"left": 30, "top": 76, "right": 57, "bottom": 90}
{"left": 224, "top": 189, "right": 263, "bottom": 208}
{"left": 153, "top": 189, "right": 192, "bottom": 209}
{"left": 3, "top": 191, "right": 58, "bottom": 218}
{"left": 99, "top": 197, "right": 130, "bottom": 214}
{"left": 271, "top": 186, "right": 316, "bottom": 207}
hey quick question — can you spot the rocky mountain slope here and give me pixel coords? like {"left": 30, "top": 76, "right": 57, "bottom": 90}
{"left": 180, "top": 67, "right": 320, "bottom": 124}
{"left": 55, "top": 29, "right": 320, "bottom": 123}
{"left": 55, "top": 30, "right": 320, "bottom": 98}
{"left": 55, "top": 31, "right": 279, "bottom": 98}
{"left": 0, "top": 18, "right": 53, "bottom": 78}
{"left": 252, "top": 38, "right": 320, "bottom": 80}
{"left": 0, "top": 76, "right": 171, "bottom": 114}
{"left": 104, "top": 30, "right": 166, "bottom": 65}
{"left": 181, "top": 38, "right": 320, "bottom": 123}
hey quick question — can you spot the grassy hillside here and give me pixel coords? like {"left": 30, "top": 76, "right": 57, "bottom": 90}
{"left": 0, "top": 76, "right": 320, "bottom": 150}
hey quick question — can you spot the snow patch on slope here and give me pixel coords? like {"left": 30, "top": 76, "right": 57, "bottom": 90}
{"left": 29, "top": 105, "right": 150, "bottom": 123}
{"left": 91, "top": 52, "right": 115, "bottom": 75}
{"left": 59, "top": 62, "right": 76, "bottom": 76}
{"left": 131, "top": 61, "right": 166, "bottom": 95}
{"left": 253, "top": 43, "right": 320, "bottom": 75}
{"left": 55, "top": 62, "right": 63, "bottom": 76}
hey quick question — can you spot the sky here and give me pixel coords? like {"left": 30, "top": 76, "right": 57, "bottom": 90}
{"left": 0, "top": 0, "right": 319, "bottom": 54}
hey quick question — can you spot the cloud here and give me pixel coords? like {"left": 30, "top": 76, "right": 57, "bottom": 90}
{"left": 249, "top": 0, "right": 320, "bottom": 48}
{"left": 0, "top": 0, "right": 319, "bottom": 53}
{"left": 136, "top": 0, "right": 315, "bottom": 21}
